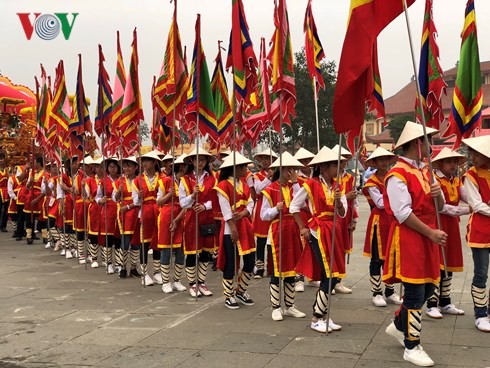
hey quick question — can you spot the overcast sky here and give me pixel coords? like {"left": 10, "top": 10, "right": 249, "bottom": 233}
{"left": 2, "top": 0, "right": 490, "bottom": 133}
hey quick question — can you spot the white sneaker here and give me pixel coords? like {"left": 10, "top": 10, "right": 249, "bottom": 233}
{"left": 386, "top": 292, "right": 403, "bottom": 305}
{"left": 141, "top": 274, "right": 154, "bottom": 286}
{"left": 153, "top": 273, "right": 163, "bottom": 285}
{"left": 91, "top": 261, "right": 99, "bottom": 269}
{"left": 386, "top": 321, "right": 405, "bottom": 347}
{"left": 403, "top": 345, "right": 434, "bottom": 367}
{"left": 440, "top": 304, "right": 464, "bottom": 315}
{"left": 65, "top": 250, "right": 73, "bottom": 259}
{"left": 295, "top": 281, "right": 305, "bottom": 292}
{"left": 172, "top": 281, "right": 187, "bottom": 292}
{"left": 148, "top": 249, "right": 153, "bottom": 255}
{"left": 45, "top": 241, "right": 52, "bottom": 249}
{"left": 272, "top": 307, "right": 284, "bottom": 321}
{"left": 78, "top": 258, "right": 86, "bottom": 265}
{"left": 426, "top": 307, "right": 443, "bottom": 319}
{"left": 114, "top": 266, "right": 122, "bottom": 273}
{"left": 373, "top": 295, "right": 387, "bottom": 307}
{"left": 189, "top": 285, "right": 201, "bottom": 297}
{"left": 72, "top": 249, "right": 78, "bottom": 258}
{"left": 107, "top": 264, "right": 115, "bottom": 274}
{"left": 307, "top": 280, "right": 320, "bottom": 288}
{"left": 328, "top": 318, "right": 342, "bottom": 331}
{"left": 60, "top": 249, "right": 66, "bottom": 256}
{"left": 198, "top": 284, "right": 213, "bottom": 296}
{"left": 334, "top": 283, "right": 352, "bottom": 294}
{"left": 54, "top": 241, "right": 62, "bottom": 252}
{"left": 311, "top": 318, "right": 332, "bottom": 333}
{"left": 284, "top": 305, "right": 306, "bottom": 318}
{"left": 330, "top": 288, "right": 336, "bottom": 295}
{"left": 161, "top": 282, "right": 173, "bottom": 294}
{"left": 475, "top": 317, "right": 490, "bottom": 332}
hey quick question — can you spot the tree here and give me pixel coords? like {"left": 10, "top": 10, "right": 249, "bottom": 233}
{"left": 388, "top": 114, "right": 414, "bottom": 148}
{"left": 139, "top": 121, "right": 150, "bottom": 141}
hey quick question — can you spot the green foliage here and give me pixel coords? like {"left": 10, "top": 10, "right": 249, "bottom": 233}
{"left": 388, "top": 114, "right": 413, "bottom": 146}
{"left": 139, "top": 121, "right": 150, "bottom": 140}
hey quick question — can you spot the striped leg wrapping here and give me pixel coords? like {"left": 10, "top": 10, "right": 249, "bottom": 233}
{"left": 173, "top": 263, "right": 184, "bottom": 282}
{"left": 270, "top": 283, "right": 280, "bottom": 309}
{"left": 49, "top": 228, "right": 60, "bottom": 242}
{"left": 140, "top": 264, "right": 147, "bottom": 277}
{"left": 153, "top": 260, "right": 160, "bottom": 276}
{"left": 385, "top": 283, "right": 395, "bottom": 292}
{"left": 160, "top": 264, "right": 171, "bottom": 284}
{"left": 186, "top": 266, "right": 197, "bottom": 285}
{"left": 370, "top": 275, "right": 383, "bottom": 294}
{"left": 471, "top": 285, "right": 488, "bottom": 309}
{"left": 41, "top": 228, "right": 48, "bottom": 241}
{"left": 26, "top": 228, "right": 32, "bottom": 239}
{"left": 440, "top": 277, "right": 452, "bottom": 300}
{"left": 427, "top": 285, "right": 440, "bottom": 305}
{"left": 62, "top": 233, "right": 70, "bottom": 250}
{"left": 223, "top": 279, "right": 234, "bottom": 298}
{"left": 121, "top": 250, "right": 129, "bottom": 270}
{"left": 114, "top": 248, "right": 123, "bottom": 267}
{"left": 313, "top": 289, "right": 329, "bottom": 317}
{"left": 255, "top": 259, "right": 265, "bottom": 271}
{"left": 103, "top": 247, "right": 113, "bottom": 264}
{"left": 88, "top": 242, "right": 98, "bottom": 260}
{"left": 407, "top": 309, "right": 422, "bottom": 341}
{"left": 197, "top": 262, "right": 208, "bottom": 284}
{"left": 70, "top": 234, "right": 77, "bottom": 251}
{"left": 77, "top": 240, "right": 85, "bottom": 260}
{"left": 130, "top": 248, "right": 139, "bottom": 267}
{"left": 284, "top": 282, "right": 295, "bottom": 308}
{"left": 237, "top": 272, "right": 253, "bottom": 294}
{"left": 9, "top": 220, "right": 17, "bottom": 233}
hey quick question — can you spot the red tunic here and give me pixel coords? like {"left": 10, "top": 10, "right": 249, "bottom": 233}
{"left": 16, "top": 166, "right": 28, "bottom": 206}
{"left": 0, "top": 168, "right": 9, "bottom": 203}
{"left": 382, "top": 158, "right": 440, "bottom": 285}
{"left": 73, "top": 171, "right": 88, "bottom": 232}
{"left": 8, "top": 175, "right": 20, "bottom": 214}
{"left": 47, "top": 176, "right": 59, "bottom": 220}
{"left": 436, "top": 174, "right": 464, "bottom": 272}
{"left": 116, "top": 177, "right": 139, "bottom": 236}
{"left": 85, "top": 176, "right": 101, "bottom": 236}
{"left": 99, "top": 176, "right": 119, "bottom": 236}
{"left": 295, "top": 178, "right": 346, "bottom": 280}
{"left": 157, "top": 176, "right": 183, "bottom": 249}
{"left": 262, "top": 181, "right": 302, "bottom": 277}
{"left": 253, "top": 170, "right": 271, "bottom": 237}
{"left": 339, "top": 172, "right": 357, "bottom": 254}
{"left": 24, "top": 169, "right": 45, "bottom": 214}
{"left": 59, "top": 173, "right": 74, "bottom": 225}
{"left": 181, "top": 172, "right": 217, "bottom": 254}
{"left": 464, "top": 167, "right": 490, "bottom": 249}
{"left": 133, "top": 173, "right": 159, "bottom": 246}
{"left": 362, "top": 173, "right": 392, "bottom": 259}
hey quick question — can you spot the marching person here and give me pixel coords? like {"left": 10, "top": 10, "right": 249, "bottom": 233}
{"left": 179, "top": 148, "right": 217, "bottom": 297}
{"left": 261, "top": 152, "right": 305, "bottom": 321}
{"left": 290, "top": 147, "right": 346, "bottom": 333}
{"left": 426, "top": 148, "right": 468, "bottom": 319}
{"left": 0, "top": 152, "right": 10, "bottom": 232}
{"left": 58, "top": 157, "right": 78, "bottom": 258}
{"left": 85, "top": 157, "right": 103, "bottom": 268}
{"left": 383, "top": 121, "right": 446, "bottom": 367}
{"left": 362, "top": 147, "right": 402, "bottom": 307}
{"left": 45, "top": 162, "right": 61, "bottom": 251}
{"left": 24, "top": 156, "right": 46, "bottom": 245}
{"left": 215, "top": 152, "right": 256, "bottom": 309}
{"left": 462, "top": 136, "right": 490, "bottom": 332}
{"left": 7, "top": 166, "right": 21, "bottom": 239}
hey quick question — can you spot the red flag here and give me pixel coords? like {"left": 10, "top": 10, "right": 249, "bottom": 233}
{"left": 70, "top": 54, "right": 92, "bottom": 136}
{"left": 304, "top": 0, "right": 326, "bottom": 94}
{"left": 366, "top": 41, "right": 386, "bottom": 123}
{"left": 49, "top": 60, "right": 71, "bottom": 151}
{"left": 95, "top": 45, "right": 113, "bottom": 139}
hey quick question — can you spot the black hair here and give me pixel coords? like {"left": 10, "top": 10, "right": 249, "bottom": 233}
{"left": 35, "top": 156, "right": 44, "bottom": 166}
{"left": 312, "top": 165, "right": 321, "bottom": 178}
{"left": 123, "top": 160, "right": 139, "bottom": 176}
{"left": 218, "top": 166, "right": 233, "bottom": 182}
{"left": 185, "top": 157, "right": 211, "bottom": 176}
{"left": 271, "top": 168, "right": 280, "bottom": 182}
{"left": 105, "top": 159, "right": 121, "bottom": 175}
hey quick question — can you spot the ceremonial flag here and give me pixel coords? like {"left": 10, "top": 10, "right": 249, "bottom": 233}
{"left": 346, "top": 126, "right": 363, "bottom": 159}
{"left": 415, "top": 0, "right": 446, "bottom": 129}
{"left": 120, "top": 28, "right": 144, "bottom": 155}
{"left": 444, "top": 0, "right": 482, "bottom": 148}
{"left": 185, "top": 15, "right": 218, "bottom": 142}
{"left": 95, "top": 45, "right": 113, "bottom": 138}
{"left": 333, "top": 0, "right": 416, "bottom": 134}
{"left": 366, "top": 41, "right": 386, "bottom": 123}
{"left": 35, "top": 67, "right": 48, "bottom": 147}
{"left": 212, "top": 42, "right": 233, "bottom": 142}
{"left": 304, "top": 0, "right": 325, "bottom": 94}
{"left": 70, "top": 54, "right": 92, "bottom": 136}
{"left": 153, "top": 0, "right": 188, "bottom": 126}
{"left": 110, "top": 31, "right": 127, "bottom": 154}
{"left": 268, "top": 0, "right": 296, "bottom": 131}
{"left": 49, "top": 60, "right": 71, "bottom": 148}
{"left": 226, "top": 0, "right": 258, "bottom": 107}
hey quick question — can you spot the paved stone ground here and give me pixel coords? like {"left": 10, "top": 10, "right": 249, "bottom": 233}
{"left": 0, "top": 198, "right": 488, "bottom": 368}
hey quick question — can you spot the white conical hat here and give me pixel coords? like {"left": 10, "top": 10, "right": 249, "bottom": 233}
{"left": 122, "top": 156, "right": 138, "bottom": 165}
{"left": 270, "top": 151, "right": 304, "bottom": 168}
{"left": 254, "top": 148, "right": 278, "bottom": 159}
{"left": 102, "top": 156, "right": 119, "bottom": 163}
{"left": 219, "top": 152, "right": 252, "bottom": 169}
{"left": 186, "top": 147, "right": 212, "bottom": 159}
{"left": 432, "top": 147, "right": 466, "bottom": 166}
{"left": 174, "top": 153, "right": 188, "bottom": 165}
{"left": 220, "top": 149, "right": 232, "bottom": 156}
{"left": 395, "top": 121, "right": 439, "bottom": 149}
{"left": 332, "top": 144, "right": 353, "bottom": 158}
{"left": 161, "top": 153, "right": 173, "bottom": 161}
{"left": 364, "top": 147, "right": 397, "bottom": 167}
{"left": 146, "top": 149, "right": 165, "bottom": 158}
{"left": 141, "top": 151, "right": 162, "bottom": 161}
{"left": 308, "top": 146, "right": 347, "bottom": 166}
{"left": 92, "top": 156, "right": 103, "bottom": 165}
{"left": 294, "top": 147, "right": 315, "bottom": 161}
{"left": 82, "top": 155, "right": 94, "bottom": 165}
{"left": 462, "top": 135, "right": 490, "bottom": 159}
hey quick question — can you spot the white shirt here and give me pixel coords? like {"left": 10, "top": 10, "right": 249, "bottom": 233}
{"left": 96, "top": 176, "right": 117, "bottom": 204}
{"left": 464, "top": 168, "right": 490, "bottom": 217}
{"left": 435, "top": 170, "right": 470, "bottom": 217}
{"left": 178, "top": 171, "right": 212, "bottom": 210}
{"left": 254, "top": 173, "right": 271, "bottom": 193}
{"left": 217, "top": 179, "right": 254, "bottom": 235}
{"left": 7, "top": 177, "right": 16, "bottom": 200}
{"left": 367, "top": 186, "right": 385, "bottom": 209}
{"left": 260, "top": 182, "right": 301, "bottom": 221}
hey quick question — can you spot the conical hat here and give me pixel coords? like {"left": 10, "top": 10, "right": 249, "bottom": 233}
{"left": 308, "top": 146, "right": 347, "bottom": 166}
{"left": 332, "top": 144, "right": 353, "bottom": 158}
{"left": 220, "top": 149, "right": 232, "bottom": 157}
{"left": 161, "top": 154, "right": 173, "bottom": 162}
{"left": 122, "top": 156, "right": 138, "bottom": 165}
{"left": 92, "top": 156, "right": 103, "bottom": 165}
{"left": 174, "top": 153, "right": 188, "bottom": 165}
{"left": 147, "top": 149, "right": 165, "bottom": 158}
{"left": 294, "top": 147, "right": 315, "bottom": 161}
{"left": 220, "top": 152, "right": 252, "bottom": 169}
{"left": 395, "top": 121, "right": 439, "bottom": 149}
{"left": 102, "top": 156, "right": 119, "bottom": 163}
{"left": 82, "top": 155, "right": 94, "bottom": 165}
{"left": 432, "top": 147, "right": 466, "bottom": 166}
{"left": 186, "top": 147, "right": 212, "bottom": 159}
{"left": 462, "top": 136, "right": 490, "bottom": 159}
{"left": 270, "top": 151, "right": 304, "bottom": 168}
{"left": 364, "top": 147, "right": 397, "bottom": 168}
{"left": 141, "top": 151, "right": 162, "bottom": 161}
{"left": 254, "top": 148, "right": 278, "bottom": 159}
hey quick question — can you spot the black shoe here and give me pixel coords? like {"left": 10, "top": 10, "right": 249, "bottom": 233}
{"left": 129, "top": 268, "right": 141, "bottom": 278}
{"left": 26, "top": 238, "right": 33, "bottom": 245}
{"left": 1, "top": 228, "right": 7, "bottom": 233}
{"left": 119, "top": 269, "right": 128, "bottom": 279}
{"left": 225, "top": 297, "right": 240, "bottom": 310}
{"left": 253, "top": 269, "right": 264, "bottom": 279}
{"left": 43, "top": 238, "right": 48, "bottom": 244}
{"left": 235, "top": 291, "right": 255, "bottom": 306}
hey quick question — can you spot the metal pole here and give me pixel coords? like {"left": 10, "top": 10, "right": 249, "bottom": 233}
{"left": 194, "top": 117, "right": 200, "bottom": 301}
{"left": 313, "top": 76, "right": 320, "bottom": 152}
{"left": 138, "top": 124, "right": 146, "bottom": 287}
{"left": 82, "top": 138, "right": 88, "bottom": 270}
{"left": 102, "top": 134, "right": 109, "bottom": 274}
{"left": 278, "top": 95, "right": 284, "bottom": 308}
{"left": 402, "top": 0, "right": 448, "bottom": 277}
{"left": 170, "top": 102, "right": 177, "bottom": 275}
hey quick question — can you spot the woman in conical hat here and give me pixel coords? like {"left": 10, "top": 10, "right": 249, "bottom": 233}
{"left": 84, "top": 156, "right": 103, "bottom": 269}
{"left": 260, "top": 152, "right": 306, "bottom": 321}
{"left": 361, "top": 147, "right": 402, "bottom": 308}
{"left": 462, "top": 136, "right": 490, "bottom": 332}
{"left": 424, "top": 147, "right": 467, "bottom": 319}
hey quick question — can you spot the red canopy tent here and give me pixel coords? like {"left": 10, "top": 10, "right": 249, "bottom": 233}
{"left": 0, "top": 76, "right": 36, "bottom": 114}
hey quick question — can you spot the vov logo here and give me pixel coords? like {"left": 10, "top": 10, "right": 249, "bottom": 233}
{"left": 17, "top": 13, "right": 79, "bottom": 40}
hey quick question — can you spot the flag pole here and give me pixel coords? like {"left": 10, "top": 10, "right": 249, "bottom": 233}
{"left": 325, "top": 134, "right": 343, "bottom": 336}
{"left": 194, "top": 116, "right": 200, "bottom": 301}
{"left": 346, "top": 133, "right": 362, "bottom": 265}
{"left": 402, "top": 0, "right": 448, "bottom": 277}
{"left": 102, "top": 134, "right": 110, "bottom": 274}
{"left": 138, "top": 122, "right": 147, "bottom": 287}
{"left": 170, "top": 101, "right": 177, "bottom": 277}
{"left": 82, "top": 137, "right": 88, "bottom": 271}
{"left": 231, "top": 91, "right": 238, "bottom": 290}
{"left": 313, "top": 77, "right": 320, "bottom": 152}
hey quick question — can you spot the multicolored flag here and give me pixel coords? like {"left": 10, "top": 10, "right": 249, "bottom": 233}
{"left": 185, "top": 15, "right": 218, "bottom": 142}
{"left": 70, "top": 54, "right": 92, "bottom": 136}
{"left": 35, "top": 67, "right": 48, "bottom": 147}
{"left": 110, "top": 31, "right": 127, "bottom": 154}
{"left": 304, "top": 0, "right": 325, "bottom": 94}
{"left": 212, "top": 42, "right": 233, "bottom": 143}
{"left": 153, "top": 0, "right": 188, "bottom": 126}
{"left": 226, "top": 0, "right": 258, "bottom": 107}
{"left": 268, "top": 0, "right": 296, "bottom": 131}
{"left": 333, "top": 0, "right": 415, "bottom": 134}
{"left": 444, "top": 0, "right": 481, "bottom": 148}
{"left": 95, "top": 45, "right": 113, "bottom": 139}
{"left": 120, "top": 28, "right": 144, "bottom": 156}
{"left": 49, "top": 60, "right": 71, "bottom": 149}
{"left": 366, "top": 41, "right": 386, "bottom": 123}
{"left": 415, "top": 0, "right": 446, "bottom": 130}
